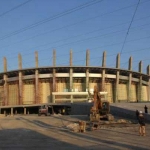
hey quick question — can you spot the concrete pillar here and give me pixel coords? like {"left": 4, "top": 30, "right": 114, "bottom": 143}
{"left": 15, "top": 110, "right": 17, "bottom": 115}
{"left": 18, "top": 54, "right": 23, "bottom": 105}
{"left": 35, "top": 51, "right": 39, "bottom": 104}
{"left": 116, "top": 53, "right": 120, "bottom": 69}
{"left": 24, "top": 107, "right": 26, "bottom": 115}
{"left": 52, "top": 50, "right": 56, "bottom": 103}
{"left": 115, "top": 53, "right": 120, "bottom": 103}
{"left": 138, "top": 61, "right": 142, "bottom": 101}
{"left": 101, "top": 51, "right": 106, "bottom": 91}
{"left": 128, "top": 73, "right": 132, "bottom": 102}
{"left": 35, "top": 70, "right": 39, "bottom": 104}
{"left": 18, "top": 53, "right": 22, "bottom": 69}
{"left": 3, "top": 57, "right": 7, "bottom": 72}
{"left": 3, "top": 57, "right": 8, "bottom": 105}
{"left": 128, "top": 56, "right": 132, "bottom": 102}
{"left": 53, "top": 49, "right": 56, "bottom": 67}
{"left": 139, "top": 61, "right": 142, "bottom": 73}
{"left": 4, "top": 110, "right": 6, "bottom": 116}
{"left": 52, "top": 94, "right": 55, "bottom": 103}
{"left": 101, "top": 69, "right": 105, "bottom": 91}
{"left": 102, "top": 51, "right": 106, "bottom": 67}
{"left": 70, "top": 69, "right": 73, "bottom": 91}
{"left": 11, "top": 107, "right": 13, "bottom": 116}
{"left": 70, "top": 49, "right": 73, "bottom": 67}
{"left": 86, "top": 50, "right": 90, "bottom": 66}
{"left": 86, "top": 50, "right": 89, "bottom": 92}
{"left": 128, "top": 56, "right": 132, "bottom": 71}
{"left": 35, "top": 51, "right": 38, "bottom": 68}
{"left": 69, "top": 50, "right": 73, "bottom": 102}
{"left": 147, "top": 65, "right": 150, "bottom": 101}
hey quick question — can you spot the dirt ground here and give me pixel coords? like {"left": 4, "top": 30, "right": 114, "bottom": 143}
{"left": 0, "top": 114, "right": 150, "bottom": 150}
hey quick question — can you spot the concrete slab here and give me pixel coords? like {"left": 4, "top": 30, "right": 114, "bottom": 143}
{"left": 110, "top": 102, "right": 150, "bottom": 122}
{"left": 0, "top": 114, "right": 149, "bottom": 150}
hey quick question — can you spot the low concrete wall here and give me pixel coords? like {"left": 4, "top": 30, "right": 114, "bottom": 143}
{"left": 70, "top": 103, "right": 92, "bottom": 115}
{"left": 110, "top": 104, "right": 150, "bottom": 123}
{"left": 70, "top": 102, "right": 150, "bottom": 123}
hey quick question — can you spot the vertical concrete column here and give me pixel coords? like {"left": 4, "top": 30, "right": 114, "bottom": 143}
{"left": 147, "top": 65, "right": 150, "bottom": 101}
{"left": 86, "top": 50, "right": 89, "bottom": 92}
{"left": 24, "top": 107, "right": 26, "bottom": 115}
{"left": 138, "top": 61, "right": 142, "bottom": 102}
{"left": 101, "top": 51, "right": 106, "bottom": 91}
{"left": 115, "top": 53, "right": 120, "bottom": 103}
{"left": 69, "top": 50, "right": 73, "bottom": 102}
{"left": 128, "top": 56, "right": 132, "bottom": 102}
{"left": 11, "top": 107, "right": 13, "bottom": 116}
{"left": 69, "top": 50, "right": 73, "bottom": 91}
{"left": 18, "top": 54, "right": 23, "bottom": 105}
{"left": 102, "top": 51, "right": 106, "bottom": 67}
{"left": 35, "top": 51, "right": 39, "bottom": 104}
{"left": 101, "top": 70, "right": 105, "bottom": 91}
{"left": 15, "top": 109, "right": 17, "bottom": 114}
{"left": 35, "top": 51, "right": 38, "bottom": 68}
{"left": 52, "top": 50, "right": 56, "bottom": 103}
{"left": 3, "top": 57, "right": 8, "bottom": 105}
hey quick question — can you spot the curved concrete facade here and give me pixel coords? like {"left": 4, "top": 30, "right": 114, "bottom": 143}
{"left": 0, "top": 50, "right": 150, "bottom": 107}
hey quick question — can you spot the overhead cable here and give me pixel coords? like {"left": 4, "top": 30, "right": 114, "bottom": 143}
{"left": 0, "top": 0, "right": 103, "bottom": 41}
{"left": 120, "top": 0, "right": 141, "bottom": 54}
{"left": 0, "top": 0, "right": 33, "bottom": 18}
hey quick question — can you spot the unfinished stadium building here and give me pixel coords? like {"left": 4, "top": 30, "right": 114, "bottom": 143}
{"left": 0, "top": 50, "right": 149, "bottom": 115}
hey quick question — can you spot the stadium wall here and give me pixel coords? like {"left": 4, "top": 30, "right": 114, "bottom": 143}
{"left": 0, "top": 50, "right": 149, "bottom": 107}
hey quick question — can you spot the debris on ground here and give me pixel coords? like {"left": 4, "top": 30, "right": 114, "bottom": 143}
{"left": 65, "top": 117, "right": 136, "bottom": 133}
{"left": 78, "top": 121, "right": 86, "bottom": 132}
{"left": 53, "top": 113, "right": 62, "bottom": 116}
{"left": 66, "top": 123, "right": 79, "bottom": 132}
{"left": 117, "top": 119, "right": 131, "bottom": 123}
{"left": 66, "top": 121, "right": 86, "bottom": 133}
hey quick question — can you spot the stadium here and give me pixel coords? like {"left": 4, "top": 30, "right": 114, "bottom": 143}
{"left": 0, "top": 50, "right": 149, "bottom": 115}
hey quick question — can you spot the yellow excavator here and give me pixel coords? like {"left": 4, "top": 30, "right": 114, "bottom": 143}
{"left": 89, "top": 86, "right": 114, "bottom": 122}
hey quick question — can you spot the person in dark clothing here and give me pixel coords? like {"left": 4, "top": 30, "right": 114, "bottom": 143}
{"left": 138, "top": 111, "right": 146, "bottom": 136}
{"left": 144, "top": 105, "right": 148, "bottom": 113}
{"left": 136, "top": 110, "right": 139, "bottom": 121}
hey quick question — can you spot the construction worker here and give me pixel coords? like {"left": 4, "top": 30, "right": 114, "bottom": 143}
{"left": 138, "top": 111, "right": 146, "bottom": 136}
{"left": 144, "top": 105, "right": 148, "bottom": 113}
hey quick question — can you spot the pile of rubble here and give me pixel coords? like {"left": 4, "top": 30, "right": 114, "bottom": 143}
{"left": 65, "top": 118, "right": 134, "bottom": 132}
{"left": 66, "top": 121, "right": 86, "bottom": 133}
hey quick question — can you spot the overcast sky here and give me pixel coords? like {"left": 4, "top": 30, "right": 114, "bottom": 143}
{"left": 0, "top": 0, "right": 150, "bottom": 73}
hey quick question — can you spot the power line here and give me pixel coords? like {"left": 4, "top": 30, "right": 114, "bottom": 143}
{"left": 50, "top": 34, "right": 150, "bottom": 60}
{"left": 0, "top": 0, "right": 103, "bottom": 41}
{"left": 0, "top": 1, "right": 149, "bottom": 47}
{"left": 0, "top": 5, "right": 139, "bottom": 50}
{"left": 8, "top": 48, "right": 150, "bottom": 70}
{"left": 6, "top": 34, "right": 150, "bottom": 68}
{"left": 1, "top": 11, "right": 150, "bottom": 54}
{"left": 1, "top": 0, "right": 150, "bottom": 70}
{"left": 120, "top": 0, "right": 141, "bottom": 55}
{"left": 0, "top": 0, "right": 149, "bottom": 54}
{"left": 4, "top": 22, "right": 150, "bottom": 60}
{"left": 0, "top": 0, "right": 33, "bottom": 18}
{"left": 4, "top": 14, "right": 150, "bottom": 58}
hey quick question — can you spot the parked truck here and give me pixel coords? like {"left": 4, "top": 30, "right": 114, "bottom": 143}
{"left": 38, "top": 105, "right": 54, "bottom": 116}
